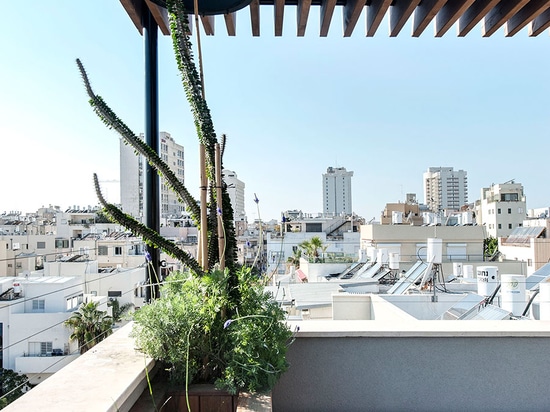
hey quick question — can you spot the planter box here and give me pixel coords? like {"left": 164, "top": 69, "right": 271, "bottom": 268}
{"left": 163, "top": 384, "right": 238, "bottom": 412}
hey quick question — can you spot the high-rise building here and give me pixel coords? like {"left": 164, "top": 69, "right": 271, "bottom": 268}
{"left": 223, "top": 169, "right": 246, "bottom": 222}
{"left": 322, "top": 166, "right": 353, "bottom": 216}
{"left": 120, "top": 131, "right": 185, "bottom": 220}
{"left": 477, "top": 181, "right": 526, "bottom": 238}
{"left": 423, "top": 167, "right": 468, "bottom": 213}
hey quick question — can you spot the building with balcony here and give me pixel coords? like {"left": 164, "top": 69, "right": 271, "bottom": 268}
{"left": 477, "top": 181, "right": 527, "bottom": 238}
{"left": 0, "top": 276, "right": 95, "bottom": 384}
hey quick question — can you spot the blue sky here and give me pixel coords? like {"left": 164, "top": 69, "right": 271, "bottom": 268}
{"left": 1, "top": 1, "right": 548, "bottom": 222}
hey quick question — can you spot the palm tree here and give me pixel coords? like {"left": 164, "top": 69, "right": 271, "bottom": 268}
{"left": 298, "top": 236, "right": 326, "bottom": 262}
{"left": 64, "top": 301, "right": 113, "bottom": 354}
{"left": 107, "top": 298, "right": 134, "bottom": 323}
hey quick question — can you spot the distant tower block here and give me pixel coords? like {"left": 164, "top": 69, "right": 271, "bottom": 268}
{"left": 322, "top": 167, "right": 353, "bottom": 216}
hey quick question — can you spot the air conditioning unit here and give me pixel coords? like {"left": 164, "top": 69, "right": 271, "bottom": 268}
{"left": 12, "top": 242, "right": 20, "bottom": 250}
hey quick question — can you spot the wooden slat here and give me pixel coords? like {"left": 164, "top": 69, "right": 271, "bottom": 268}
{"left": 145, "top": 0, "right": 170, "bottom": 35}
{"left": 505, "top": 0, "right": 550, "bottom": 36}
{"left": 412, "top": 0, "right": 447, "bottom": 37}
{"left": 224, "top": 12, "right": 237, "bottom": 36}
{"left": 320, "top": 0, "right": 338, "bottom": 37}
{"left": 297, "top": 0, "right": 313, "bottom": 36}
{"left": 367, "top": 0, "right": 392, "bottom": 36}
{"left": 275, "top": 0, "right": 285, "bottom": 36}
{"left": 343, "top": 0, "right": 366, "bottom": 37}
{"left": 457, "top": 0, "right": 500, "bottom": 36}
{"left": 435, "top": 0, "right": 476, "bottom": 37}
{"left": 120, "top": 0, "right": 143, "bottom": 34}
{"left": 389, "top": 0, "right": 421, "bottom": 37}
{"left": 201, "top": 15, "right": 215, "bottom": 35}
{"left": 250, "top": 0, "right": 260, "bottom": 36}
{"left": 529, "top": 6, "right": 550, "bottom": 34}
{"left": 482, "top": 0, "right": 530, "bottom": 36}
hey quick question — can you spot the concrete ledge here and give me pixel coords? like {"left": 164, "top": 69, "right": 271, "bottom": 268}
{"left": 289, "top": 319, "right": 550, "bottom": 337}
{"left": 5, "top": 322, "right": 154, "bottom": 412}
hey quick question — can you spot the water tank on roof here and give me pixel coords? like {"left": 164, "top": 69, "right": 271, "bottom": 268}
{"left": 539, "top": 280, "right": 550, "bottom": 320}
{"left": 13, "top": 282, "right": 21, "bottom": 295}
{"left": 392, "top": 211, "right": 403, "bottom": 224}
{"left": 389, "top": 253, "right": 400, "bottom": 270}
{"left": 463, "top": 265, "right": 474, "bottom": 279}
{"left": 477, "top": 266, "right": 499, "bottom": 296}
{"left": 453, "top": 262, "right": 463, "bottom": 277}
{"left": 377, "top": 249, "right": 389, "bottom": 265}
{"left": 427, "top": 238, "right": 442, "bottom": 264}
{"left": 501, "top": 274, "right": 526, "bottom": 316}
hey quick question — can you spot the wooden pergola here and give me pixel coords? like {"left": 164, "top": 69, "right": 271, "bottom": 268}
{"left": 121, "top": 0, "right": 550, "bottom": 37}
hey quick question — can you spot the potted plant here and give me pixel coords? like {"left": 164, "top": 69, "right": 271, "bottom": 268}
{"left": 77, "top": 0, "right": 293, "bottom": 409}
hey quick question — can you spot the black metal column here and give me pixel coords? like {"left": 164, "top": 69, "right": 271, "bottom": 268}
{"left": 142, "top": 4, "right": 160, "bottom": 302}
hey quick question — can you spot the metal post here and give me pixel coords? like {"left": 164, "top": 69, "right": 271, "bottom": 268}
{"left": 142, "top": 4, "right": 160, "bottom": 302}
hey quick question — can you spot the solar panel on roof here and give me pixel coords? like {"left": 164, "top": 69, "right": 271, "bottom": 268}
{"left": 387, "top": 261, "right": 428, "bottom": 295}
{"left": 525, "top": 262, "right": 550, "bottom": 291}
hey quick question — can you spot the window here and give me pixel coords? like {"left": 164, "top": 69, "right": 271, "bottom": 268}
{"left": 32, "top": 299, "right": 45, "bottom": 312}
{"left": 114, "top": 246, "right": 122, "bottom": 256}
{"left": 497, "top": 209, "right": 501, "bottom": 214}
{"left": 498, "top": 224, "right": 502, "bottom": 229}
{"left": 55, "top": 239, "right": 69, "bottom": 248}
{"left": 508, "top": 208, "right": 512, "bottom": 214}
{"left": 29, "top": 342, "right": 53, "bottom": 356}
{"left": 37, "top": 241, "right": 46, "bottom": 249}
{"left": 98, "top": 246, "right": 108, "bottom": 256}
{"left": 66, "top": 294, "right": 83, "bottom": 311}
{"left": 108, "top": 291, "right": 122, "bottom": 298}
{"left": 508, "top": 224, "right": 512, "bottom": 229}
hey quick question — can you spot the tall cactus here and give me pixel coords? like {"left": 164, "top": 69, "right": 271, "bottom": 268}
{"left": 79, "top": 0, "right": 238, "bottom": 284}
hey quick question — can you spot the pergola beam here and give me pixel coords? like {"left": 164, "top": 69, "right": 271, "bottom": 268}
{"left": 505, "top": 0, "right": 550, "bottom": 36}
{"left": 320, "top": 0, "right": 338, "bottom": 37}
{"left": 482, "top": 0, "right": 530, "bottom": 36}
{"left": 457, "top": 0, "right": 500, "bottom": 36}
{"left": 529, "top": 6, "right": 550, "bottom": 35}
{"left": 250, "top": 0, "right": 260, "bottom": 36}
{"left": 145, "top": 0, "right": 170, "bottom": 35}
{"left": 297, "top": 0, "right": 313, "bottom": 36}
{"left": 201, "top": 15, "right": 215, "bottom": 35}
{"left": 224, "top": 12, "right": 237, "bottom": 36}
{"left": 367, "top": 0, "right": 392, "bottom": 37}
{"left": 412, "top": 0, "right": 447, "bottom": 37}
{"left": 343, "top": 0, "right": 365, "bottom": 37}
{"left": 435, "top": 0, "right": 476, "bottom": 37}
{"left": 275, "top": 0, "right": 285, "bottom": 36}
{"left": 390, "top": 0, "right": 422, "bottom": 37}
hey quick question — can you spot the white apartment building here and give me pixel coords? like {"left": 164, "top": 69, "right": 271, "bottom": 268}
{"left": 266, "top": 215, "right": 361, "bottom": 276}
{"left": 498, "top": 213, "right": 550, "bottom": 276}
{"left": 120, "top": 131, "right": 185, "bottom": 220}
{"left": 423, "top": 167, "right": 468, "bottom": 213}
{"left": 323, "top": 167, "right": 353, "bottom": 216}
{"left": 0, "top": 276, "right": 96, "bottom": 384}
{"left": 223, "top": 169, "right": 246, "bottom": 222}
{"left": 477, "top": 181, "right": 527, "bottom": 238}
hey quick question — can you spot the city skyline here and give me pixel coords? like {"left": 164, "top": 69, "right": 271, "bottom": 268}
{"left": 1, "top": 1, "right": 549, "bottom": 222}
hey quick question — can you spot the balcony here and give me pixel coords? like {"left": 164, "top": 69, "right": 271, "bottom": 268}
{"left": 5, "top": 318, "right": 550, "bottom": 411}
{"left": 15, "top": 353, "right": 79, "bottom": 375}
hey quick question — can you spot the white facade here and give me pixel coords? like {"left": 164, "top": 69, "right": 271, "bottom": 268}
{"left": 0, "top": 276, "right": 90, "bottom": 383}
{"left": 323, "top": 167, "right": 353, "bottom": 216}
{"left": 266, "top": 230, "right": 360, "bottom": 277}
{"left": 423, "top": 167, "right": 468, "bottom": 213}
{"left": 120, "top": 131, "right": 185, "bottom": 220}
{"left": 478, "top": 182, "right": 527, "bottom": 238}
{"left": 223, "top": 169, "right": 246, "bottom": 222}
